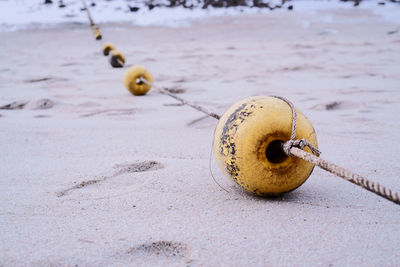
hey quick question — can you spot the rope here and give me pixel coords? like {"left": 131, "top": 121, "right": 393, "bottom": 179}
{"left": 81, "top": 0, "right": 125, "bottom": 68}
{"left": 275, "top": 96, "right": 400, "bottom": 206}
{"left": 290, "top": 147, "right": 400, "bottom": 205}
{"left": 138, "top": 76, "right": 220, "bottom": 119}
{"left": 138, "top": 76, "right": 400, "bottom": 205}
{"left": 138, "top": 76, "right": 227, "bottom": 192}
{"left": 81, "top": 0, "right": 102, "bottom": 40}
{"left": 272, "top": 96, "right": 321, "bottom": 157}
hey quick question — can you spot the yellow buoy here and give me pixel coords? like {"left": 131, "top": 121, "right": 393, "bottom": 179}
{"left": 123, "top": 66, "right": 154, "bottom": 96}
{"left": 213, "top": 96, "right": 318, "bottom": 196}
{"left": 103, "top": 42, "right": 115, "bottom": 56}
{"left": 110, "top": 50, "right": 125, "bottom": 68}
{"left": 92, "top": 26, "right": 102, "bottom": 40}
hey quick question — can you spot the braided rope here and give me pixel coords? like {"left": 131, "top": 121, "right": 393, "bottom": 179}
{"left": 290, "top": 147, "right": 400, "bottom": 205}
{"left": 138, "top": 76, "right": 220, "bottom": 119}
{"left": 272, "top": 95, "right": 321, "bottom": 156}
{"left": 275, "top": 96, "right": 400, "bottom": 205}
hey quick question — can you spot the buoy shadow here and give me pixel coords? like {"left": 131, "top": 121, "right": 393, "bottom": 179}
{"left": 231, "top": 184, "right": 324, "bottom": 204}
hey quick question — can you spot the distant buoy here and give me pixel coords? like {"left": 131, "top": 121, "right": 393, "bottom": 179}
{"left": 103, "top": 43, "right": 115, "bottom": 56}
{"left": 213, "top": 96, "right": 318, "bottom": 196}
{"left": 92, "top": 26, "right": 102, "bottom": 40}
{"left": 110, "top": 50, "right": 125, "bottom": 68}
{"left": 123, "top": 66, "right": 153, "bottom": 96}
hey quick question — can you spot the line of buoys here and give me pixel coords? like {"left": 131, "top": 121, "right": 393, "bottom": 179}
{"left": 81, "top": 0, "right": 126, "bottom": 68}
{"left": 124, "top": 70, "right": 317, "bottom": 195}
{"left": 81, "top": 0, "right": 102, "bottom": 40}
{"left": 78, "top": 1, "right": 399, "bottom": 205}
{"left": 102, "top": 43, "right": 126, "bottom": 68}
{"left": 122, "top": 69, "right": 400, "bottom": 204}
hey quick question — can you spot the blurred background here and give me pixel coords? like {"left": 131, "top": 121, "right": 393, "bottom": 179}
{"left": 1, "top": 0, "right": 399, "bottom": 31}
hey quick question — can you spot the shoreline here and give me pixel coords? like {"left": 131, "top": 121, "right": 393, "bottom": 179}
{"left": 1, "top": 0, "right": 400, "bottom": 33}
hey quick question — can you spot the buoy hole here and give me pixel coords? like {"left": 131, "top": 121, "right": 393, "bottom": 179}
{"left": 265, "top": 140, "right": 287, "bottom": 164}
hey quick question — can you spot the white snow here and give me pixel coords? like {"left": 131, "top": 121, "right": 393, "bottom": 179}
{"left": 0, "top": 0, "right": 398, "bottom": 32}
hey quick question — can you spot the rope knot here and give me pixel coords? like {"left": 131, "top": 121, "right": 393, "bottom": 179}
{"left": 283, "top": 138, "right": 321, "bottom": 157}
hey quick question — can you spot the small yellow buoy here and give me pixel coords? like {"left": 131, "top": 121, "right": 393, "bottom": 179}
{"left": 103, "top": 42, "right": 115, "bottom": 56}
{"left": 123, "top": 65, "right": 154, "bottom": 96}
{"left": 92, "top": 26, "right": 102, "bottom": 40}
{"left": 110, "top": 50, "right": 125, "bottom": 68}
{"left": 213, "top": 96, "right": 318, "bottom": 196}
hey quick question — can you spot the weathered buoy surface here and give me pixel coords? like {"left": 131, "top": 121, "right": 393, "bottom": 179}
{"left": 123, "top": 66, "right": 153, "bottom": 96}
{"left": 110, "top": 50, "right": 125, "bottom": 68}
{"left": 213, "top": 96, "right": 318, "bottom": 196}
{"left": 103, "top": 43, "right": 115, "bottom": 56}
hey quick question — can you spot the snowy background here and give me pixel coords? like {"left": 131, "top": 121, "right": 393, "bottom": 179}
{"left": 0, "top": 0, "right": 399, "bottom": 31}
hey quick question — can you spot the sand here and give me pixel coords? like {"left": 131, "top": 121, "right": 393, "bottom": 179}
{"left": 0, "top": 7, "right": 400, "bottom": 266}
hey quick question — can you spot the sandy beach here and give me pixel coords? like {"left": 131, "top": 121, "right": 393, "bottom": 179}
{"left": 1, "top": 4, "right": 400, "bottom": 266}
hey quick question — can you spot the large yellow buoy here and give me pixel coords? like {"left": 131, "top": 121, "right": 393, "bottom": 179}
{"left": 123, "top": 66, "right": 153, "bottom": 96}
{"left": 110, "top": 50, "right": 125, "bottom": 68}
{"left": 213, "top": 96, "right": 318, "bottom": 196}
{"left": 103, "top": 42, "right": 115, "bottom": 56}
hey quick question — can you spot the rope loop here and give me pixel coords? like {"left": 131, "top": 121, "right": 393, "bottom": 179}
{"left": 283, "top": 138, "right": 321, "bottom": 157}
{"left": 271, "top": 96, "right": 321, "bottom": 157}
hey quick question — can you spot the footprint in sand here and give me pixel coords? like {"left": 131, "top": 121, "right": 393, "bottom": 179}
{"left": 0, "top": 101, "right": 27, "bottom": 110}
{"left": 337, "top": 88, "right": 389, "bottom": 95}
{"left": 163, "top": 103, "right": 184, "bottom": 107}
{"left": 325, "top": 101, "right": 358, "bottom": 111}
{"left": 290, "top": 44, "right": 314, "bottom": 49}
{"left": 24, "top": 77, "right": 53, "bottom": 83}
{"left": 164, "top": 88, "right": 186, "bottom": 94}
{"left": 31, "top": 98, "right": 55, "bottom": 110}
{"left": 126, "top": 241, "right": 188, "bottom": 258}
{"left": 24, "top": 77, "right": 68, "bottom": 83}
{"left": 310, "top": 101, "right": 359, "bottom": 111}
{"left": 143, "top": 57, "right": 157, "bottom": 62}
{"left": 0, "top": 99, "right": 55, "bottom": 110}
{"left": 34, "top": 114, "right": 51, "bottom": 118}
{"left": 59, "top": 62, "right": 80, "bottom": 67}
{"left": 173, "top": 78, "right": 187, "bottom": 83}
{"left": 113, "top": 161, "right": 163, "bottom": 175}
{"left": 80, "top": 108, "right": 137, "bottom": 117}
{"left": 57, "top": 160, "right": 163, "bottom": 197}
{"left": 280, "top": 65, "right": 323, "bottom": 72}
